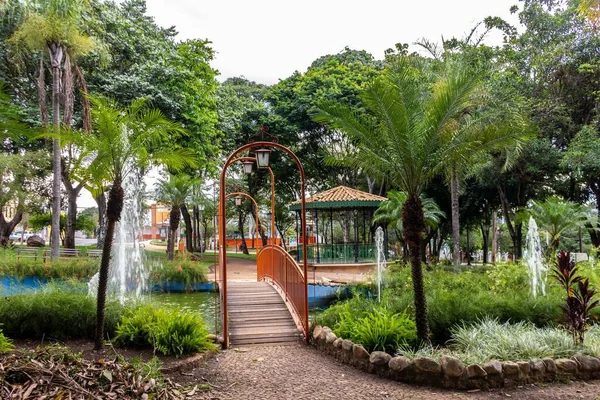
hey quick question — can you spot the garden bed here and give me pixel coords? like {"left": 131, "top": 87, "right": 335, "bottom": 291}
{"left": 0, "top": 343, "right": 215, "bottom": 399}
{"left": 312, "top": 325, "right": 600, "bottom": 390}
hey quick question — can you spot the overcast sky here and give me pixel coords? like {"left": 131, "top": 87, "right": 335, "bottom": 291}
{"left": 144, "top": 0, "right": 521, "bottom": 84}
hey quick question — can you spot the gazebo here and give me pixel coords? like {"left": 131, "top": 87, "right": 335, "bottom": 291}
{"left": 289, "top": 186, "right": 387, "bottom": 265}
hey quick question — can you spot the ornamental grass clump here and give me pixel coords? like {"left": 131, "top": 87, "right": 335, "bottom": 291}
{"left": 552, "top": 250, "right": 600, "bottom": 345}
{"left": 114, "top": 304, "right": 216, "bottom": 356}
{"left": 0, "top": 326, "right": 13, "bottom": 352}
{"left": 449, "top": 318, "right": 582, "bottom": 364}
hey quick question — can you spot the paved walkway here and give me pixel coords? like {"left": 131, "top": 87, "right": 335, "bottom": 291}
{"left": 186, "top": 344, "right": 600, "bottom": 400}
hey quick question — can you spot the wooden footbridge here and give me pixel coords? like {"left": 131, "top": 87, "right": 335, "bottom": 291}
{"left": 220, "top": 245, "right": 308, "bottom": 347}
{"left": 218, "top": 137, "right": 309, "bottom": 348}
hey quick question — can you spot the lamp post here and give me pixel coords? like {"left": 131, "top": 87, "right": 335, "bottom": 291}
{"left": 219, "top": 137, "right": 308, "bottom": 348}
{"left": 234, "top": 156, "right": 276, "bottom": 246}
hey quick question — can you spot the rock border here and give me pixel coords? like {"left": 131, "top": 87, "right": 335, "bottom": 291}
{"left": 312, "top": 325, "right": 600, "bottom": 390}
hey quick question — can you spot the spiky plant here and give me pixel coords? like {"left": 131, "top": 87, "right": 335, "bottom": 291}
{"left": 77, "top": 96, "right": 196, "bottom": 351}
{"left": 315, "top": 57, "right": 510, "bottom": 344}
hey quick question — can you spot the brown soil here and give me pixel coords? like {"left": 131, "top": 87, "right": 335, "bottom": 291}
{"left": 8, "top": 340, "right": 600, "bottom": 399}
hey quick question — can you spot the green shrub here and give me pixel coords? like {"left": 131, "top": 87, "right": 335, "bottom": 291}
{"left": 385, "top": 265, "right": 566, "bottom": 343}
{"left": 0, "top": 327, "right": 13, "bottom": 352}
{"left": 349, "top": 309, "right": 416, "bottom": 353}
{"left": 149, "top": 258, "right": 210, "bottom": 288}
{"left": 114, "top": 304, "right": 216, "bottom": 356}
{"left": 314, "top": 294, "right": 417, "bottom": 354}
{"left": 0, "top": 257, "right": 99, "bottom": 280}
{"left": 0, "top": 292, "right": 124, "bottom": 339}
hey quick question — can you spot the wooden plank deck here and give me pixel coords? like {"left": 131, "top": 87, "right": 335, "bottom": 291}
{"left": 228, "top": 281, "right": 301, "bottom": 346}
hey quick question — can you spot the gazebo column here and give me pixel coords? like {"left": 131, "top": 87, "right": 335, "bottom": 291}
{"left": 295, "top": 210, "right": 300, "bottom": 262}
{"left": 354, "top": 209, "right": 359, "bottom": 263}
{"left": 314, "top": 209, "right": 320, "bottom": 264}
{"left": 330, "top": 208, "right": 334, "bottom": 262}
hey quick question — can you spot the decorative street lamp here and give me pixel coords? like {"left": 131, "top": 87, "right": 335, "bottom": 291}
{"left": 255, "top": 148, "right": 271, "bottom": 168}
{"left": 234, "top": 195, "right": 243, "bottom": 207}
{"left": 242, "top": 159, "right": 254, "bottom": 174}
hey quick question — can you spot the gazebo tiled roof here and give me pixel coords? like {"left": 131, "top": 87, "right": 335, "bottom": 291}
{"left": 289, "top": 185, "right": 387, "bottom": 210}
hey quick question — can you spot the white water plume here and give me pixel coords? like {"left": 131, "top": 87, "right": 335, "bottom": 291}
{"left": 524, "top": 216, "right": 547, "bottom": 297}
{"left": 88, "top": 168, "right": 149, "bottom": 302}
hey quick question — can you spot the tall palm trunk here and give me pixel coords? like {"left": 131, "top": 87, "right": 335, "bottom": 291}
{"left": 491, "top": 210, "right": 497, "bottom": 264}
{"left": 96, "top": 193, "right": 107, "bottom": 249}
{"left": 402, "top": 194, "right": 430, "bottom": 344}
{"left": 181, "top": 204, "right": 194, "bottom": 253}
{"left": 49, "top": 44, "right": 64, "bottom": 258}
{"left": 167, "top": 206, "right": 180, "bottom": 260}
{"left": 450, "top": 168, "right": 461, "bottom": 266}
{"left": 95, "top": 181, "right": 123, "bottom": 351}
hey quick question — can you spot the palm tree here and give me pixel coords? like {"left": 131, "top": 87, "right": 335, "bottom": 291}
{"left": 78, "top": 96, "right": 195, "bottom": 351}
{"left": 373, "top": 190, "right": 445, "bottom": 261}
{"left": 437, "top": 61, "right": 529, "bottom": 267}
{"left": 374, "top": 191, "right": 445, "bottom": 233}
{"left": 155, "top": 174, "right": 198, "bottom": 260}
{"left": 530, "top": 197, "right": 592, "bottom": 256}
{"left": 315, "top": 57, "right": 504, "bottom": 344}
{"left": 10, "top": 0, "right": 93, "bottom": 257}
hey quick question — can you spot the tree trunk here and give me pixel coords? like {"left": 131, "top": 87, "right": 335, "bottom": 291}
{"left": 62, "top": 53, "right": 74, "bottom": 126}
{"left": 181, "top": 204, "right": 194, "bottom": 253}
{"left": 450, "top": 168, "right": 461, "bottom": 266}
{"left": 0, "top": 210, "right": 23, "bottom": 247}
{"left": 96, "top": 192, "right": 107, "bottom": 249}
{"left": 192, "top": 205, "right": 199, "bottom": 251}
{"left": 94, "top": 181, "right": 124, "bottom": 351}
{"left": 481, "top": 223, "right": 489, "bottom": 264}
{"left": 62, "top": 167, "right": 83, "bottom": 249}
{"left": 167, "top": 206, "right": 180, "bottom": 260}
{"left": 49, "top": 44, "right": 64, "bottom": 259}
{"left": 588, "top": 183, "right": 600, "bottom": 247}
{"left": 37, "top": 56, "right": 48, "bottom": 128}
{"left": 238, "top": 211, "right": 249, "bottom": 255}
{"left": 498, "top": 185, "right": 523, "bottom": 261}
{"left": 402, "top": 194, "right": 430, "bottom": 345}
{"left": 491, "top": 210, "right": 498, "bottom": 264}
{"left": 73, "top": 64, "right": 92, "bottom": 133}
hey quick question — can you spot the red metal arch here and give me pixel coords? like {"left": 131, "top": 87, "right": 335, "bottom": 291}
{"left": 219, "top": 141, "right": 308, "bottom": 348}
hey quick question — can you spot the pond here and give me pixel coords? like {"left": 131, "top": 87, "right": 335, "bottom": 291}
{"left": 149, "top": 291, "right": 220, "bottom": 334}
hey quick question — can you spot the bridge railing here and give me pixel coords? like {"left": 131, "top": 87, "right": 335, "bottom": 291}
{"left": 257, "top": 244, "right": 308, "bottom": 339}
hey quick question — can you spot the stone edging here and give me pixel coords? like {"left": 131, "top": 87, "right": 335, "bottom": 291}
{"left": 312, "top": 325, "right": 600, "bottom": 390}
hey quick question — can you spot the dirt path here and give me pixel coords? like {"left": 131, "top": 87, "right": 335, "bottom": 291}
{"left": 215, "top": 258, "right": 372, "bottom": 283}
{"left": 183, "top": 344, "right": 600, "bottom": 400}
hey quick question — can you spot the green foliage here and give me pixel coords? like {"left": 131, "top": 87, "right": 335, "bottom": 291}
{"left": 0, "top": 326, "right": 13, "bottom": 352}
{"left": 149, "top": 258, "right": 209, "bottom": 289}
{"left": 529, "top": 197, "right": 591, "bottom": 255}
{"left": 350, "top": 309, "right": 417, "bottom": 353}
{"left": 373, "top": 190, "right": 445, "bottom": 234}
{"left": 28, "top": 212, "right": 97, "bottom": 239}
{"left": 0, "top": 255, "right": 98, "bottom": 280}
{"left": 448, "top": 318, "right": 600, "bottom": 364}
{"left": 314, "top": 295, "right": 417, "bottom": 353}
{"left": 114, "top": 304, "right": 216, "bottom": 356}
{"left": 0, "top": 292, "right": 124, "bottom": 339}
{"left": 0, "top": 251, "right": 209, "bottom": 285}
